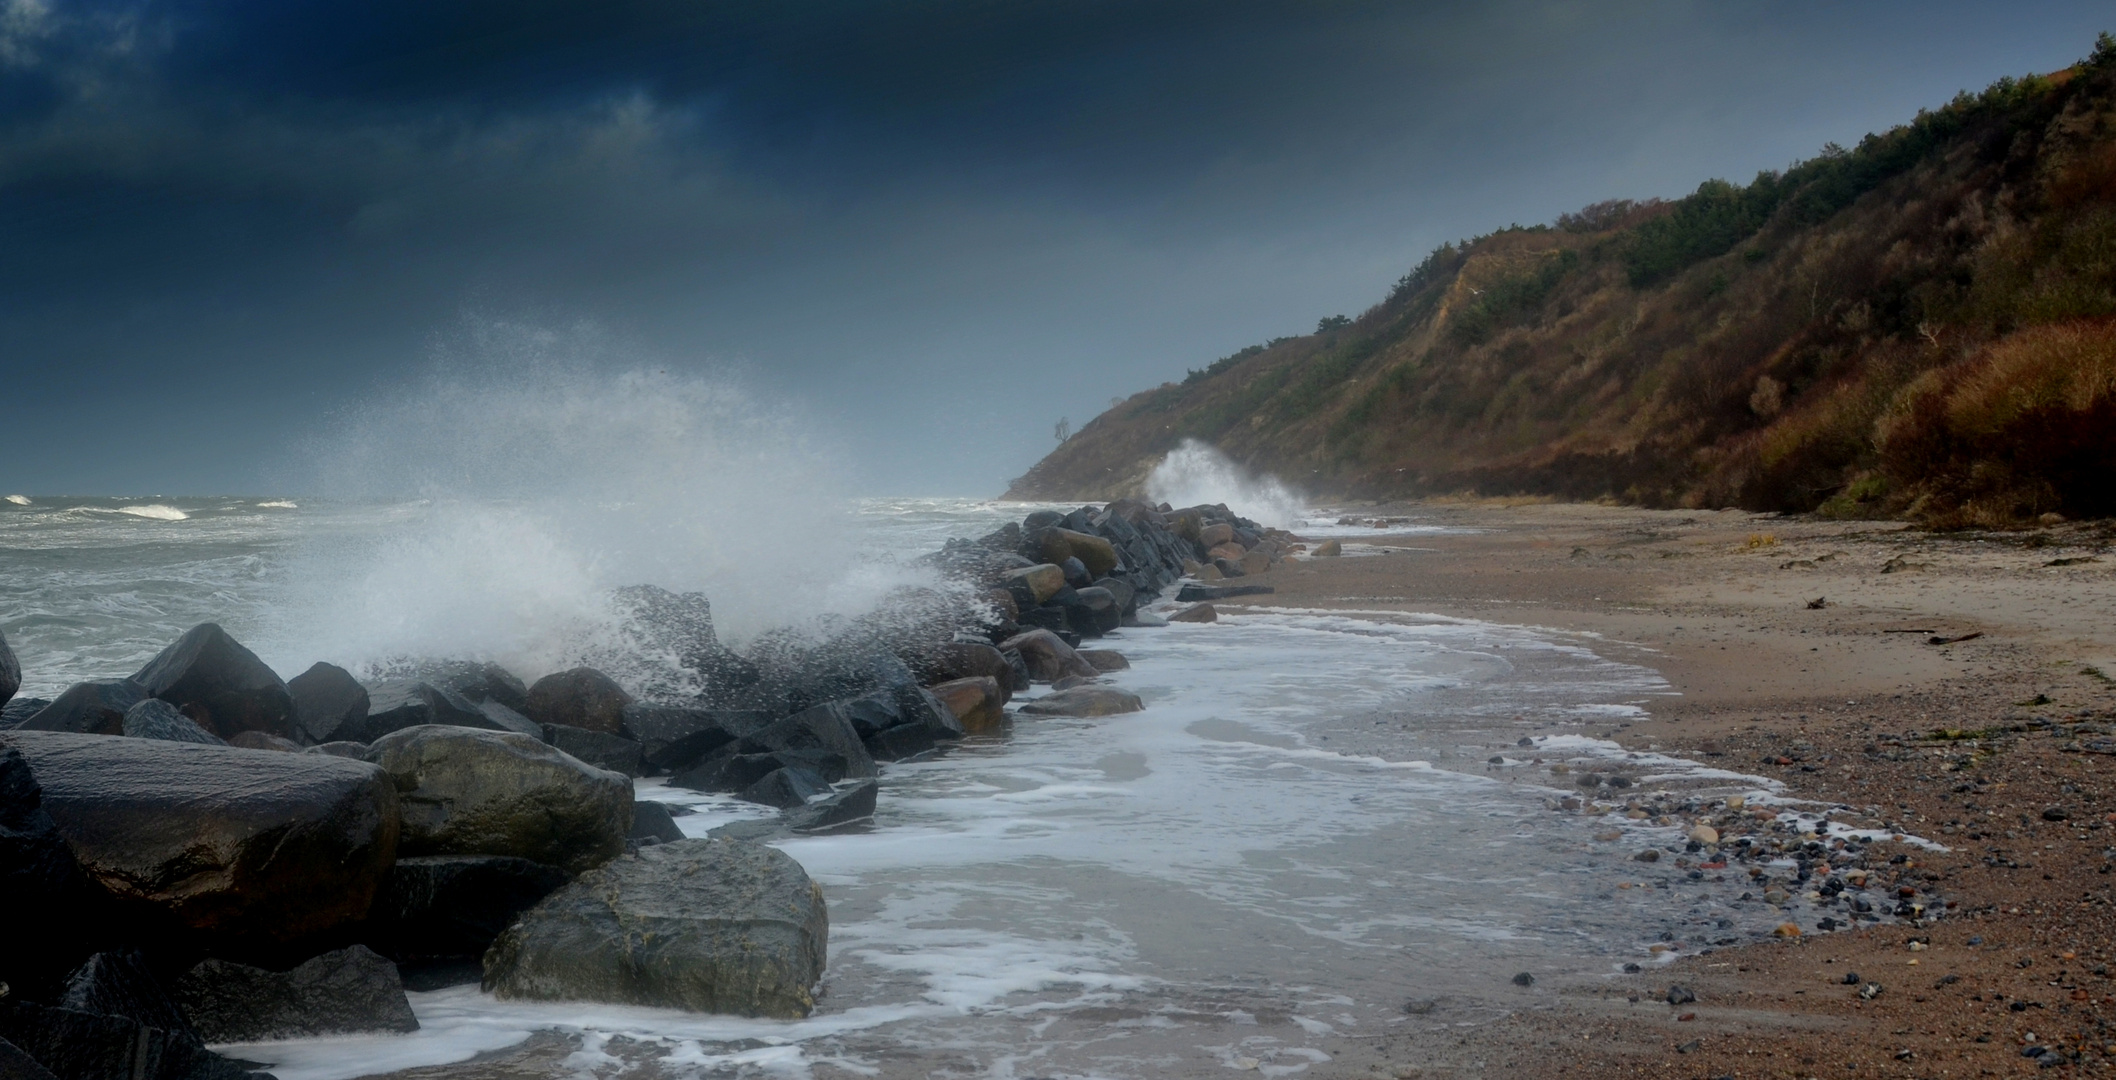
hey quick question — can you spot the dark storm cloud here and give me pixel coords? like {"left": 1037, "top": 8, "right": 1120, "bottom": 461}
{"left": 0, "top": 0, "right": 2108, "bottom": 492}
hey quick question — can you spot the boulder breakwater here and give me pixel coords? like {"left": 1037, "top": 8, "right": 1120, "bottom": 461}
{"left": 0, "top": 499, "right": 1298, "bottom": 1079}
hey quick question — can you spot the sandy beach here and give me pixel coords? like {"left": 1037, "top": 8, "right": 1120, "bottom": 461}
{"left": 1235, "top": 502, "right": 2116, "bottom": 1078}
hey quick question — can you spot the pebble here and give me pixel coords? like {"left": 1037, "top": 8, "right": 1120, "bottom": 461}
{"left": 1634, "top": 849, "right": 1661, "bottom": 863}
{"left": 1774, "top": 923, "right": 1802, "bottom": 937}
{"left": 1511, "top": 972, "right": 1535, "bottom": 987}
{"left": 1689, "top": 825, "right": 1719, "bottom": 845}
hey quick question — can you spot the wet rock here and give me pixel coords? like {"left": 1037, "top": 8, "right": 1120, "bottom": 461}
{"left": 175, "top": 945, "right": 418, "bottom": 1042}
{"left": 0, "top": 628, "right": 17, "bottom": 710}
{"left": 363, "top": 725, "right": 632, "bottom": 874}
{"left": 928, "top": 677, "right": 1005, "bottom": 732}
{"left": 607, "top": 585, "right": 759, "bottom": 697}
{"left": 1206, "top": 542, "right": 1246, "bottom": 563}
{"left": 1175, "top": 583, "right": 1274, "bottom": 602}
{"left": 1, "top": 731, "right": 400, "bottom": 961}
{"left": 2042, "top": 806, "right": 2070, "bottom": 822}
{"left": 865, "top": 724, "right": 936, "bottom": 761}
{"left": 307, "top": 741, "right": 368, "bottom": 758}
{"left": 742, "top": 702, "right": 880, "bottom": 779}
{"left": 121, "top": 699, "right": 225, "bottom": 745}
{"left": 1016, "top": 686, "right": 1144, "bottom": 717}
{"left": 1666, "top": 984, "right": 1696, "bottom": 1005}
{"left": 0, "top": 747, "right": 103, "bottom": 998}
{"left": 1689, "top": 825, "right": 1720, "bottom": 845}
{"left": 1237, "top": 550, "right": 1270, "bottom": 576}
{"left": 1076, "top": 649, "right": 1130, "bottom": 673}
{"left": 787, "top": 779, "right": 877, "bottom": 833}
{"left": 1072, "top": 586, "right": 1122, "bottom": 635}
{"left": 1169, "top": 603, "right": 1218, "bottom": 623}
{"left": 1004, "top": 564, "right": 1067, "bottom": 606}
{"left": 1059, "top": 556, "right": 1094, "bottom": 589}
{"left": 129, "top": 624, "right": 295, "bottom": 742}
{"left": 1511, "top": 972, "right": 1535, "bottom": 987}
{"left": 619, "top": 704, "right": 771, "bottom": 774}
{"left": 0, "top": 1002, "right": 249, "bottom": 1080}
{"left": 670, "top": 750, "right": 814, "bottom": 794}
{"left": 1028, "top": 527, "right": 1118, "bottom": 579}
{"left": 1051, "top": 674, "right": 1097, "bottom": 691}
{"left": 58, "top": 949, "right": 197, "bottom": 1040}
{"left": 365, "top": 855, "right": 570, "bottom": 962}
{"left": 356, "top": 680, "right": 494, "bottom": 742}
{"left": 0, "top": 1035, "right": 57, "bottom": 1080}
{"left": 628, "top": 800, "right": 686, "bottom": 845}
{"left": 902, "top": 641, "right": 1013, "bottom": 698}
{"left": 1634, "top": 849, "right": 1661, "bottom": 863}
{"left": 543, "top": 724, "right": 646, "bottom": 777}
{"left": 288, "top": 662, "right": 368, "bottom": 745}
{"left": 477, "top": 699, "right": 544, "bottom": 738}
{"left": 227, "top": 730, "right": 302, "bottom": 752}
{"left": 524, "top": 667, "right": 633, "bottom": 737}
{"left": 739, "top": 766, "right": 833, "bottom": 809}
{"left": 484, "top": 837, "right": 828, "bottom": 1018}
{"left": 997, "top": 629, "right": 1098, "bottom": 683}
{"left": 416, "top": 660, "right": 531, "bottom": 714}
{"left": 18, "top": 679, "right": 148, "bottom": 735}
{"left": 0, "top": 697, "right": 47, "bottom": 730}
{"left": 1313, "top": 539, "right": 1343, "bottom": 557}
{"left": 1199, "top": 523, "right": 1236, "bottom": 548}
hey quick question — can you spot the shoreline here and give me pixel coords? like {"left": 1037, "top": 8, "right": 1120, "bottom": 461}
{"left": 1244, "top": 500, "right": 2116, "bottom": 1077}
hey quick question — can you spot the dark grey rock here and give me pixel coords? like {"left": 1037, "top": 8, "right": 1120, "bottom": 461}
{"left": 365, "top": 855, "right": 570, "bottom": 963}
{"left": 739, "top": 767, "right": 831, "bottom": 809}
{"left": 1175, "top": 583, "right": 1274, "bottom": 602}
{"left": 620, "top": 705, "right": 771, "bottom": 774}
{"left": 1, "top": 731, "right": 400, "bottom": 962}
{"left": 628, "top": 800, "right": 686, "bottom": 844}
{"left": 524, "top": 667, "right": 632, "bottom": 737}
{"left": 287, "top": 662, "right": 368, "bottom": 745}
{"left": 306, "top": 741, "right": 368, "bottom": 758}
{"left": 175, "top": 945, "right": 418, "bottom": 1042}
{"left": 0, "top": 628, "right": 17, "bottom": 711}
{"left": 363, "top": 725, "right": 631, "bottom": 874}
{"left": 415, "top": 660, "right": 530, "bottom": 713}
{"left": 129, "top": 624, "right": 294, "bottom": 742}
{"left": 120, "top": 699, "right": 224, "bottom": 745}
{"left": 0, "top": 697, "right": 48, "bottom": 731}
{"left": 607, "top": 586, "right": 758, "bottom": 698}
{"left": 0, "top": 1037, "right": 57, "bottom": 1080}
{"left": 742, "top": 703, "right": 876, "bottom": 779}
{"left": 484, "top": 837, "right": 827, "bottom": 1018}
{"left": 59, "top": 950, "right": 198, "bottom": 1042}
{"left": 357, "top": 680, "right": 490, "bottom": 741}
{"left": 0, "top": 747, "right": 102, "bottom": 998}
{"left": 18, "top": 680, "right": 147, "bottom": 736}
{"left": 0, "top": 1002, "right": 250, "bottom": 1080}
{"left": 865, "top": 724, "right": 936, "bottom": 761}
{"left": 475, "top": 699, "right": 543, "bottom": 738}
{"left": 787, "top": 779, "right": 877, "bottom": 834}
{"left": 543, "top": 724, "right": 645, "bottom": 777}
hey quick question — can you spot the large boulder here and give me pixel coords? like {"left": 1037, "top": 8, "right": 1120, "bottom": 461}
{"left": 0, "top": 1035, "right": 56, "bottom": 1080}
{"left": 18, "top": 679, "right": 147, "bottom": 735}
{"left": 365, "top": 855, "right": 570, "bottom": 963}
{"left": 0, "top": 1002, "right": 249, "bottom": 1080}
{"left": 1002, "top": 564, "right": 1065, "bottom": 607}
{"left": 902, "top": 641, "right": 1013, "bottom": 702}
{"left": 0, "top": 747, "right": 103, "bottom": 998}
{"left": 0, "top": 627, "right": 17, "bottom": 710}
{"left": 1028, "top": 527, "right": 1119, "bottom": 579}
{"left": 524, "top": 667, "right": 633, "bottom": 736}
{"left": 1017, "top": 686, "right": 1145, "bottom": 717}
{"left": 997, "top": 629, "right": 1098, "bottom": 683}
{"left": 129, "top": 624, "right": 294, "bottom": 741}
{"left": 174, "top": 945, "right": 418, "bottom": 1042}
{"left": 0, "top": 697, "right": 47, "bottom": 730}
{"left": 619, "top": 704, "right": 772, "bottom": 774}
{"left": 356, "top": 679, "right": 512, "bottom": 742}
{"left": 928, "top": 677, "right": 1005, "bottom": 733}
{"left": 628, "top": 800, "right": 687, "bottom": 845}
{"left": 608, "top": 586, "right": 759, "bottom": 698}
{"left": 483, "top": 837, "right": 828, "bottom": 1018}
{"left": 363, "top": 725, "right": 632, "bottom": 874}
{"left": 543, "top": 724, "right": 645, "bottom": 777}
{"left": 120, "top": 699, "right": 224, "bottom": 745}
{"left": 59, "top": 949, "right": 199, "bottom": 1043}
{"left": 288, "top": 661, "right": 369, "bottom": 745}
{"left": 1076, "top": 649, "right": 1130, "bottom": 673}
{"left": 416, "top": 660, "right": 531, "bottom": 713}
{"left": 0, "top": 732, "right": 401, "bottom": 961}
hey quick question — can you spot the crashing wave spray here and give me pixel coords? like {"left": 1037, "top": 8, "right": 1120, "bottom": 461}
{"left": 1145, "top": 439, "right": 1304, "bottom": 529}
{"left": 271, "top": 321, "right": 927, "bottom": 693}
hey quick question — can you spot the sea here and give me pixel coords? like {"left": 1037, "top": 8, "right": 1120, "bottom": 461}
{"left": 0, "top": 490, "right": 1840, "bottom": 1079}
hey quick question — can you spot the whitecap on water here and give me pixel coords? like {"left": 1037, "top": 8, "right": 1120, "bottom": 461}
{"left": 3, "top": 494, "right": 28, "bottom": 505}
{"left": 113, "top": 503, "right": 190, "bottom": 521}
{"left": 256, "top": 500, "right": 299, "bottom": 509}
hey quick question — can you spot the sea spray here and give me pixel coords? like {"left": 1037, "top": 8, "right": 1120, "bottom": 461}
{"left": 1145, "top": 439, "right": 1303, "bottom": 528}
{"left": 270, "top": 325, "right": 947, "bottom": 691}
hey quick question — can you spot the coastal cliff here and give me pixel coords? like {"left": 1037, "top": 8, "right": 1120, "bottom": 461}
{"left": 1008, "top": 35, "right": 2116, "bottom": 526}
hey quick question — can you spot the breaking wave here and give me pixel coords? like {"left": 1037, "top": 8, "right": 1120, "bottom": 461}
{"left": 1145, "top": 439, "right": 1303, "bottom": 529}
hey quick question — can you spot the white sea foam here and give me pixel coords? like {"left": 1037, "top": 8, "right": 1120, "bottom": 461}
{"left": 268, "top": 324, "right": 939, "bottom": 684}
{"left": 1146, "top": 439, "right": 1303, "bottom": 528}
{"left": 114, "top": 503, "right": 189, "bottom": 520}
{"left": 3, "top": 494, "right": 28, "bottom": 505}
{"left": 256, "top": 500, "right": 299, "bottom": 509}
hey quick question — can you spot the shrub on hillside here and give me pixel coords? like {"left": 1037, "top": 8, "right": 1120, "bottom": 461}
{"left": 1877, "top": 319, "right": 2116, "bottom": 523}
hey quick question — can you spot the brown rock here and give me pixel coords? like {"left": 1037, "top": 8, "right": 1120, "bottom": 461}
{"left": 1017, "top": 686, "right": 1144, "bottom": 717}
{"left": 996, "top": 629, "right": 1099, "bottom": 683}
{"left": 1029, "top": 528, "right": 1119, "bottom": 579}
{"left": 1051, "top": 674, "right": 1097, "bottom": 690}
{"left": 1076, "top": 649, "right": 1130, "bottom": 673}
{"left": 1199, "top": 523, "right": 1235, "bottom": 547}
{"left": 524, "top": 668, "right": 633, "bottom": 736}
{"left": 1207, "top": 543, "right": 1247, "bottom": 563}
{"left": 1195, "top": 563, "right": 1224, "bottom": 581}
{"left": 1237, "top": 550, "right": 1270, "bottom": 576}
{"left": 1314, "top": 539, "right": 1343, "bottom": 557}
{"left": 1005, "top": 564, "right": 1066, "bottom": 605}
{"left": 1169, "top": 604, "right": 1218, "bottom": 623}
{"left": 928, "top": 677, "right": 1005, "bottom": 732}
{"left": 981, "top": 588, "right": 1019, "bottom": 623}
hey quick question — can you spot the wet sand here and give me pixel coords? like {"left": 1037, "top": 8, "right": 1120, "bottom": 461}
{"left": 1245, "top": 501, "right": 2116, "bottom": 1079}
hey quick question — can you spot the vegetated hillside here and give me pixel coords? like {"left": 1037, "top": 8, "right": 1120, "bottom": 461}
{"left": 1008, "top": 35, "right": 2116, "bottom": 526}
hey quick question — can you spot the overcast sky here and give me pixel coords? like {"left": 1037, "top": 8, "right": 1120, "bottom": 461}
{"left": 2, "top": 0, "right": 2107, "bottom": 495}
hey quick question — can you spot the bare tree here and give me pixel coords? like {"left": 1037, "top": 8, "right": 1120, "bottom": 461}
{"left": 1054, "top": 417, "right": 1071, "bottom": 443}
